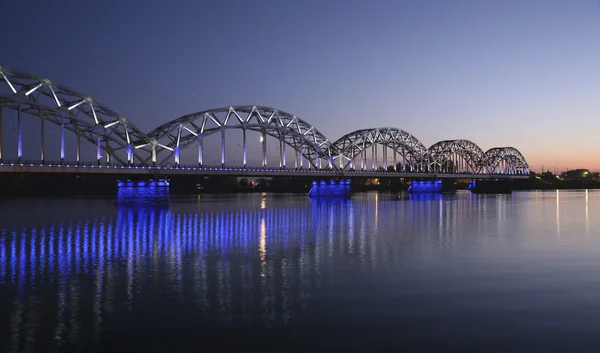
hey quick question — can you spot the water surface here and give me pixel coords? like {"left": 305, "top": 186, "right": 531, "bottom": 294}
{"left": 1, "top": 191, "right": 600, "bottom": 352}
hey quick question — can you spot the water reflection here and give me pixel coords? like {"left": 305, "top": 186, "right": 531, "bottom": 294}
{"left": 556, "top": 190, "right": 561, "bottom": 237}
{"left": 586, "top": 189, "right": 590, "bottom": 237}
{"left": 1, "top": 191, "right": 597, "bottom": 352}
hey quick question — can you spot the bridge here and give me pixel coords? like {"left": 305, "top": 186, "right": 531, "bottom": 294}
{"left": 0, "top": 65, "right": 529, "bottom": 179}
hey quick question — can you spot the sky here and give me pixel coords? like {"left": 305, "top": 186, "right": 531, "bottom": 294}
{"left": 2, "top": 0, "right": 600, "bottom": 171}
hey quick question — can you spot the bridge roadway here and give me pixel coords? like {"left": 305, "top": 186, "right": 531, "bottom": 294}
{"left": 0, "top": 161, "right": 529, "bottom": 179}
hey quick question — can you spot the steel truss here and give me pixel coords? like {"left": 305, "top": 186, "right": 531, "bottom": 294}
{"left": 145, "top": 106, "right": 335, "bottom": 169}
{"left": 428, "top": 139, "right": 489, "bottom": 174}
{"left": 0, "top": 65, "right": 531, "bottom": 174}
{"left": 485, "top": 147, "right": 529, "bottom": 175}
{"left": 0, "top": 66, "right": 153, "bottom": 165}
{"left": 331, "top": 128, "right": 429, "bottom": 172}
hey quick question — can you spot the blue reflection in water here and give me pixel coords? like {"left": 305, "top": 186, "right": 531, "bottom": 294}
{"left": 116, "top": 183, "right": 170, "bottom": 206}
{"left": 0, "top": 192, "right": 571, "bottom": 352}
{"left": 1, "top": 199, "right": 363, "bottom": 351}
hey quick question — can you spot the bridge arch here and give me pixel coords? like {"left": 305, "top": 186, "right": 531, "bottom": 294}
{"left": 332, "top": 128, "right": 429, "bottom": 171}
{"left": 485, "top": 147, "right": 529, "bottom": 175}
{"left": 0, "top": 65, "right": 153, "bottom": 165}
{"left": 428, "top": 139, "right": 488, "bottom": 174}
{"left": 146, "top": 105, "right": 336, "bottom": 169}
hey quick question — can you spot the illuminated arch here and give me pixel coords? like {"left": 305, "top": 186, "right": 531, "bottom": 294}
{"left": 145, "top": 105, "right": 336, "bottom": 168}
{"left": 485, "top": 147, "right": 529, "bottom": 175}
{"left": 428, "top": 139, "right": 488, "bottom": 174}
{"left": 0, "top": 65, "right": 153, "bottom": 165}
{"left": 332, "top": 128, "right": 429, "bottom": 171}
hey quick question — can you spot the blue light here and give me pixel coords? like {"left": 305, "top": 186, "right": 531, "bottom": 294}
{"left": 308, "top": 179, "right": 351, "bottom": 197}
{"left": 408, "top": 180, "right": 443, "bottom": 193}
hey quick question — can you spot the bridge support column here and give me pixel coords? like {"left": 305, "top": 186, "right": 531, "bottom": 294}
{"left": 393, "top": 147, "right": 397, "bottom": 171}
{"left": 383, "top": 143, "right": 387, "bottom": 170}
{"left": 0, "top": 106, "right": 3, "bottom": 162}
{"left": 282, "top": 138, "right": 286, "bottom": 169}
{"left": 40, "top": 117, "right": 45, "bottom": 163}
{"left": 294, "top": 148, "right": 298, "bottom": 169}
{"left": 261, "top": 129, "right": 267, "bottom": 168}
{"left": 126, "top": 144, "right": 133, "bottom": 165}
{"left": 371, "top": 144, "right": 375, "bottom": 170}
{"left": 361, "top": 147, "right": 365, "bottom": 170}
{"left": 242, "top": 128, "right": 247, "bottom": 168}
{"left": 150, "top": 143, "right": 157, "bottom": 166}
{"left": 315, "top": 152, "right": 319, "bottom": 170}
{"left": 221, "top": 128, "right": 225, "bottom": 167}
{"left": 76, "top": 135, "right": 81, "bottom": 165}
{"left": 198, "top": 137, "right": 203, "bottom": 166}
{"left": 174, "top": 146, "right": 180, "bottom": 166}
{"left": 97, "top": 137, "right": 102, "bottom": 165}
{"left": 60, "top": 116, "right": 65, "bottom": 164}
{"left": 278, "top": 137, "right": 283, "bottom": 168}
{"left": 17, "top": 102, "right": 22, "bottom": 162}
{"left": 402, "top": 148, "right": 406, "bottom": 171}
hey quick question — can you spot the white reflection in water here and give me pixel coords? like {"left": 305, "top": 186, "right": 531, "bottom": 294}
{"left": 556, "top": 190, "right": 560, "bottom": 237}
{"left": 586, "top": 189, "right": 590, "bottom": 237}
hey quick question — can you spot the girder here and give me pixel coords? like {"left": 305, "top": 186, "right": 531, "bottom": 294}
{"left": 0, "top": 65, "right": 153, "bottom": 165}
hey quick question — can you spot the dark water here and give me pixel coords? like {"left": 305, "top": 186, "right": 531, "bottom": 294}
{"left": 1, "top": 190, "right": 600, "bottom": 352}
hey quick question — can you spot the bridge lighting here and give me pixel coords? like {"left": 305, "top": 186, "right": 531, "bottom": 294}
{"left": 260, "top": 135, "right": 264, "bottom": 143}
{"left": 25, "top": 83, "right": 43, "bottom": 96}
{"left": 68, "top": 100, "right": 85, "bottom": 111}
{"left": 104, "top": 121, "right": 119, "bottom": 128}
{"left": 0, "top": 71, "right": 17, "bottom": 93}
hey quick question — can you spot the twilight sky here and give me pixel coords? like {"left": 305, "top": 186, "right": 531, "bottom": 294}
{"left": 2, "top": 0, "right": 600, "bottom": 171}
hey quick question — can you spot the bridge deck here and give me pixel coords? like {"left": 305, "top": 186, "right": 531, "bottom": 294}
{"left": 0, "top": 162, "right": 529, "bottom": 179}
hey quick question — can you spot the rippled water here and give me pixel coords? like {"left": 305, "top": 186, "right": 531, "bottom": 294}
{"left": 1, "top": 190, "right": 600, "bottom": 352}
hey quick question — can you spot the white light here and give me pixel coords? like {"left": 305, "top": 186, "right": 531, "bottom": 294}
{"left": 90, "top": 103, "right": 99, "bottom": 124}
{"left": 68, "top": 100, "right": 85, "bottom": 111}
{"left": 260, "top": 136, "right": 264, "bottom": 142}
{"left": 25, "top": 83, "right": 43, "bottom": 96}
{"left": 104, "top": 121, "right": 119, "bottom": 128}
{"left": 0, "top": 71, "right": 17, "bottom": 93}
{"left": 49, "top": 85, "right": 61, "bottom": 107}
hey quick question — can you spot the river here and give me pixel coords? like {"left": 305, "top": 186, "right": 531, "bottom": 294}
{"left": 1, "top": 190, "right": 599, "bottom": 352}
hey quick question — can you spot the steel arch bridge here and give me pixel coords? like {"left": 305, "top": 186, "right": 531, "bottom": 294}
{"left": 145, "top": 106, "right": 336, "bottom": 170}
{"left": 0, "top": 65, "right": 530, "bottom": 178}
{"left": 331, "top": 128, "right": 429, "bottom": 172}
